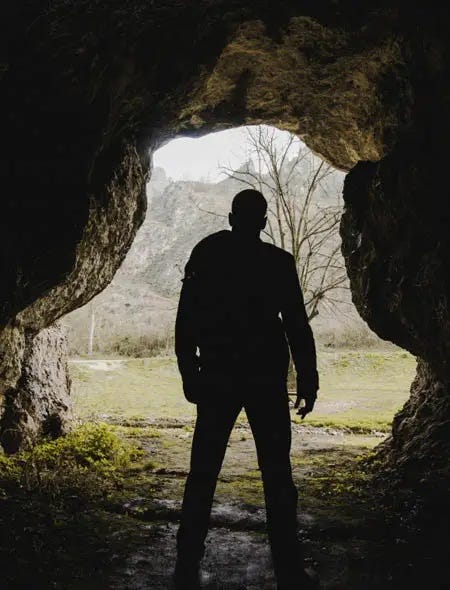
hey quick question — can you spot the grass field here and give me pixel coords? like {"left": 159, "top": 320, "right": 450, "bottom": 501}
{"left": 70, "top": 348, "right": 416, "bottom": 433}
{"left": 65, "top": 348, "right": 420, "bottom": 588}
{"left": 0, "top": 349, "right": 422, "bottom": 589}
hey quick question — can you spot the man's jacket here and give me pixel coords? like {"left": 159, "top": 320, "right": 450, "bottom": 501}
{"left": 175, "top": 230, "right": 318, "bottom": 392}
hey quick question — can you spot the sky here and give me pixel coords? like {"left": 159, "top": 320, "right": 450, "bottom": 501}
{"left": 152, "top": 125, "right": 305, "bottom": 182}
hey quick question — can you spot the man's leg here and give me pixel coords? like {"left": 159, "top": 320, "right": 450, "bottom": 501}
{"left": 245, "top": 387, "right": 305, "bottom": 588}
{"left": 176, "top": 397, "right": 241, "bottom": 569}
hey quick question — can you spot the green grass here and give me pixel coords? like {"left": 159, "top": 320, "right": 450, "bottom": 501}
{"left": 0, "top": 349, "right": 421, "bottom": 588}
{"left": 70, "top": 349, "right": 416, "bottom": 433}
{"left": 70, "top": 357, "right": 195, "bottom": 423}
{"left": 298, "top": 349, "right": 416, "bottom": 432}
{"left": 67, "top": 347, "right": 416, "bottom": 512}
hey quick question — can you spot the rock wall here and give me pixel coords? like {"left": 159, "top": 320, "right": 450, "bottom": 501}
{"left": 176, "top": 17, "right": 408, "bottom": 170}
{"left": 387, "top": 360, "right": 450, "bottom": 488}
{"left": 0, "top": 323, "right": 71, "bottom": 454}
{"left": 0, "top": 0, "right": 449, "bottom": 509}
{"left": 0, "top": 1, "right": 412, "bottom": 450}
{"left": 341, "top": 95, "right": 450, "bottom": 494}
{"left": 0, "top": 142, "right": 147, "bottom": 450}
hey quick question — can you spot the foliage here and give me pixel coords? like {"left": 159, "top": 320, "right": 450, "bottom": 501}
{"left": 318, "top": 322, "right": 387, "bottom": 349}
{"left": 0, "top": 423, "right": 140, "bottom": 502}
{"left": 104, "top": 333, "right": 174, "bottom": 357}
{"left": 70, "top": 331, "right": 175, "bottom": 358}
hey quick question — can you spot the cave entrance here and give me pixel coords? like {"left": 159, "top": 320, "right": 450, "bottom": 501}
{"left": 55, "top": 125, "right": 418, "bottom": 588}
{"left": 65, "top": 124, "right": 415, "bottom": 464}
{"left": 2, "top": 3, "right": 449, "bottom": 586}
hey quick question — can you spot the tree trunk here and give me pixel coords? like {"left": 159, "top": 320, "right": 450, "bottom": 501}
{"left": 88, "top": 303, "right": 95, "bottom": 356}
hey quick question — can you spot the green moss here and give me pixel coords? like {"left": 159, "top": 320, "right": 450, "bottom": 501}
{"left": 0, "top": 423, "right": 140, "bottom": 501}
{"left": 217, "top": 474, "right": 264, "bottom": 506}
{"left": 291, "top": 447, "right": 382, "bottom": 528}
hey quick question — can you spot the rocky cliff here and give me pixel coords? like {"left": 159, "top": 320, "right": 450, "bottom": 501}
{"left": 65, "top": 161, "right": 351, "bottom": 352}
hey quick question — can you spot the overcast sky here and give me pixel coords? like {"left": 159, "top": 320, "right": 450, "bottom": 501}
{"left": 153, "top": 125, "right": 305, "bottom": 182}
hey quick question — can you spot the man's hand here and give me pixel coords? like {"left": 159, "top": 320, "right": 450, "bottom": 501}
{"left": 181, "top": 371, "right": 202, "bottom": 403}
{"left": 294, "top": 394, "right": 316, "bottom": 419}
{"left": 294, "top": 377, "right": 318, "bottom": 419}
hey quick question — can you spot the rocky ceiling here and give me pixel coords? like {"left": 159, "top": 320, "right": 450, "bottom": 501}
{"left": 0, "top": 1, "right": 449, "bottom": 511}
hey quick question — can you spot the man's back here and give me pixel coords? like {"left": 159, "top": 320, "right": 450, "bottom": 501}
{"left": 176, "top": 229, "right": 317, "bottom": 389}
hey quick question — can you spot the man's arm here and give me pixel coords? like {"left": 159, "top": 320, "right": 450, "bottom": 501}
{"left": 175, "top": 257, "right": 201, "bottom": 402}
{"left": 281, "top": 254, "right": 319, "bottom": 417}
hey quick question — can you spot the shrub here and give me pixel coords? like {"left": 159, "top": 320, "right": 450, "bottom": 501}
{"left": 317, "top": 323, "right": 389, "bottom": 349}
{"left": 98, "top": 333, "right": 174, "bottom": 358}
{"left": 0, "top": 423, "right": 139, "bottom": 502}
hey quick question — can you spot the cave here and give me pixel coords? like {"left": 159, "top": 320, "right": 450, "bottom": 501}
{"left": 1, "top": 0, "right": 449, "bottom": 580}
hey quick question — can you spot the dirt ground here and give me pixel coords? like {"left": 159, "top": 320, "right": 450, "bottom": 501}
{"left": 83, "top": 420, "right": 413, "bottom": 590}
{"left": 66, "top": 351, "right": 419, "bottom": 589}
{"left": 2, "top": 350, "right": 431, "bottom": 590}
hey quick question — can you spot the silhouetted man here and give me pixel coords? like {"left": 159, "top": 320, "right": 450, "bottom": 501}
{"left": 174, "top": 189, "right": 319, "bottom": 589}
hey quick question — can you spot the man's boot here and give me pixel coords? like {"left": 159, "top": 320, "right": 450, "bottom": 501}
{"left": 173, "top": 558, "right": 202, "bottom": 590}
{"left": 276, "top": 567, "right": 320, "bottom": 590}
{"left": 271, "top": 537, "right": 319, "bottom": 590}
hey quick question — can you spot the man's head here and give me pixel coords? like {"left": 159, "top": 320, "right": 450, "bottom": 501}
{"left": 229, "top": 189, "right": 267, "bottom": 237}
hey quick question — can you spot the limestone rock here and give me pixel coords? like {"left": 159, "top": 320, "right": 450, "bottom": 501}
{"left": 0, "top": 0, "right": 448, "bottom": 504}
{"left": 0, "top": 323, "right": 72, "bottom": 454}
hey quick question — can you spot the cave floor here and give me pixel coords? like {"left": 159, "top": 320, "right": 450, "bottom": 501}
{"left": 107, "top": 422, "right": 386, "bottom": 590}
{"left": 0, "top": 416, "right": 438, "bottom": 590}
{"left": 2, "top": 350, "right": 437, "bottom": 589}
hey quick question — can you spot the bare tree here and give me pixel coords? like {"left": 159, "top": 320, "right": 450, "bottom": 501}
{"left": 87, "top": 301, "right": 96, "bottom": 356}
{"left": 221, "top": 126, "right": 348, "bottom": 321}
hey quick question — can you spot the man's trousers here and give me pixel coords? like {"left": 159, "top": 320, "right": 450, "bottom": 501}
{"left": 176, "top": 383, "right": 303, "bottom": 583}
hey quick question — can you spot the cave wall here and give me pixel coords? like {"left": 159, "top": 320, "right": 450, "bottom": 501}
{"left": 0, "top": 0, "right": 449, "bottom": 501}
{"left": 341, "top": 135, "right": 450, "bottom": 491}
{"left": 0, "top": 143, "right": 146, "bottom": 450}
{"left": 175, "top": 17, "right": 409, "bottom": 170}
{"left": 0, "top": 1, "right": 413, "bottom": 450}
{"left": 339, "top": 17, "right": 450, "bottom": 493}
{"left": 0, "top": 323, "right": 72, "bottom": 454}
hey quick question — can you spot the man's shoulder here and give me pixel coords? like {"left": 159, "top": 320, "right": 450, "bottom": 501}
{"left": 192, "top": 230, "right": 230, "bottom": 252}
{"left": 261, "top": 241, "right": 294, "bottom": 264}
{"left": 193, "top": 230, "right": 230, "bottom": 249}
{"left": 188, "top": 230, "right": 230, "bottom": 263}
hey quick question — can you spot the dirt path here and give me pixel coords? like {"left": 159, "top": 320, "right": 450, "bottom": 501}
{"left": 62, "top": 354, "right": 422, "bottom": 589}
{"left": 99, "top": 422, "right": 393, "bottom": 590}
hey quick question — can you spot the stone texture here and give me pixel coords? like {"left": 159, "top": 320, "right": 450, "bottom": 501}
{"left": 176, "top": 17, "right": 408, "bottom": 170}
{"left": 0, "top": 142, "right": 147, "bottom": 451}
{"left": 0, "top": 323, "right": 72, "bottom": 454}
{"left": 341, "top": 103, "right": 450, "bottom": 494}
{"left": 0, "top": 0, "right": 448, "bottom": 507}
{"left": 381, "top": 360, "right": 450, "bottom": 488}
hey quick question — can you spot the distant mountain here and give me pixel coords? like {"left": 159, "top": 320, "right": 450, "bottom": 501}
{"left": 65, "top": 164, "right": 366, "bottom": 355}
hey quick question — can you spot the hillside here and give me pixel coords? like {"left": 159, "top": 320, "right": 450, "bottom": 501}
{"left": 65, "top": 164, "right": 374, "bottom": 355}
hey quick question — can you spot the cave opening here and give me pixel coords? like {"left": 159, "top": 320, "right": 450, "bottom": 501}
{"left": 65, "top": 125, "right": 415, "bottom": 451}
{"left": 54, "top": 126, "right": 415, "bottom": 587}
{"left": 1, "top": 2, "right": 450, "bottom": 586}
